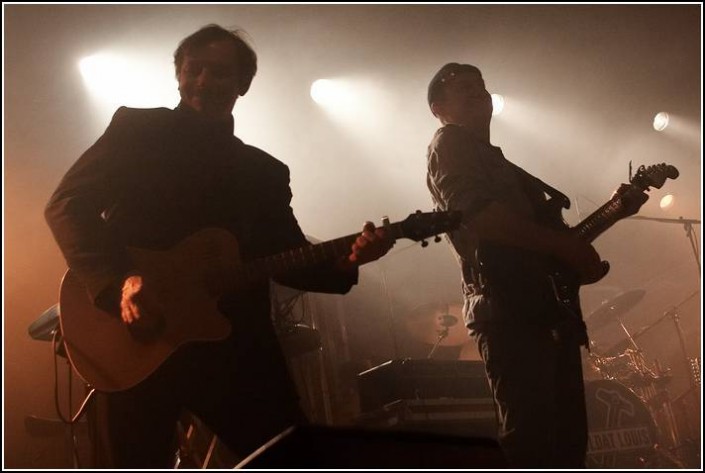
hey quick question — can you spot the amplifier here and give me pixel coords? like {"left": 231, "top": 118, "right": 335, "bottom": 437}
{"left": 358, "top": 398, "right": 497, "bottom": 439}
{"left": 357, "top": 359, "right": 491, "bottom": 413}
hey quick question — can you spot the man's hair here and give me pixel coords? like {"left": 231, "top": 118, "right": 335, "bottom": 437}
{"left": 427, "top": 63, "right": 482, "bottom": 110}
{"left": 174, "top": 24, "right": 257, "bottom": 96}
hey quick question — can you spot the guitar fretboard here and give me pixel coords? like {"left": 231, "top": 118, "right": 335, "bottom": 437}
{"left": 572, "top": 164, "right": 678, "bottom": 243}
{"left": 574, "top": 197, "right": 625, "bottom": 243}
{"left": 243, "top": 222, "right": 406, "bottom": 281}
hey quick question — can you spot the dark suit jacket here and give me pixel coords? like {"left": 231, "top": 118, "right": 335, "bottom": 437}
{"left": 45, "top": 104, "right": 357, "bottom": 336}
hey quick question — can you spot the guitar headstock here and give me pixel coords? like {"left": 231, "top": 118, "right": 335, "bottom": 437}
{"left": 631, "top": 163, "right": 679, "bottom": 191}
{"left": 618, "top": 163, "right": 679, "bottom": 217}
{"left": 399, "top": 210, "right": 462, "bottom": 245}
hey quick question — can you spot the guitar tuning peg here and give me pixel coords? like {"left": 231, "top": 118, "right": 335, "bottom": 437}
{"left": 434, "top": 235, "right": 442, "bottom": 243}
{"left": 421, "top": 240, "right": 429, "bottom": 248}
{"left": 382, "top": 216, "right": 391, "bottom": 232}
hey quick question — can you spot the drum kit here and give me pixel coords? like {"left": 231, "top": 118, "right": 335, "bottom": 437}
{"left": 581, "top": 289, "right": 699, "bottom": 468}
{"left": 401, "top": 293, "right": 699, "bottom": 468}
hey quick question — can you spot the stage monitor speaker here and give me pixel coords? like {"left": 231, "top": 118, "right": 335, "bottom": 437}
{"left": 357, "top": 398, "right": 497, "bottom": 439}
{"left": 357, "top": 359, "right": 491, "bottom": 412}
{"left": 235, "top": 424, "right": 506, "bottom": 469}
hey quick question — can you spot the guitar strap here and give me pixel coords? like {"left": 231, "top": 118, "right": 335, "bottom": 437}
{"left": 506, "top": 160, "right": 571, "bottom": 211}
{"left": 467, "top": 160, "right": 572, "bottom": 292}
{"left": 468, "top": 161, "right": 567, "bottom": 293}
{"left": 506, "top": 161, "right": 590, "bottom": 347}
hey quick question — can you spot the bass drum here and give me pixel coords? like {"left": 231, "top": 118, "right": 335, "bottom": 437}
{"left": 585, "top": 380, "right": 659, "bottom": 468}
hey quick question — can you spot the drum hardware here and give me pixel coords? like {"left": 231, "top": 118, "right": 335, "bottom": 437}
{"left": 589, "top": 289, "right": 699, "bottom": 391}
{"left": 665, "top": 296, "right": 700, "bottom": 392}
{"left": 612, "top": 291, "right": 700, "bottom": 384}
{"left": 592, "top": 349, "right": 683, "bottom": 455}
{"left": 638, "top": 293, "right": 700, "bottom": 467}
{"left": 667, "top": 388, "right": 701, "bottom": 467}
{"left": 584, "top": 291, "right": 657, "bottom": 389}
{"left": 583, "top": 304, "right": 695, "bottom": 468}
{"left": 586, "top": 289, "right": 646, "bottom": 332}
{"left": 620, "top": 216, "right": 701, "bottom": 466}
{"left": 588, "top": 348, "right": 666, "bottom": 389}
{"left": 648, "top": 359, "right": 680, "bottom": 446}
{"left": 615, "top": 353, "right": 693, "bottom": 468}
{"left": 403, "top": 302, "right": 468, "bottom": 349}
{"left": 687, "top": 357, "right": 700, "bottom": 387}
{"left": 427, "top": 313, "right": 459, "bottom": 359}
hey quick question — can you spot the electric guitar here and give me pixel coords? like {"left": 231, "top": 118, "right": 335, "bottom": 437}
{"left": 59, "top": 210, "right": 461, "bottom": 392}
{"left": 478, "top": 163, "right": 679, "bottom": 320}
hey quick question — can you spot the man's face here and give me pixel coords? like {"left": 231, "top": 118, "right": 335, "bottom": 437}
{"left": 434, "top": 71, "right": 493, "bottom": 127}
{"left": 177, "top": 40, "right": 242, "bottom": 120}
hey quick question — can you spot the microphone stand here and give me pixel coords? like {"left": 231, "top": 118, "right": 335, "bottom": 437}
{"left": 625, "top": 215, "right": 701, "bottom": 465}
{"left": 623, "top": 216, "right": 700, "bottom": 377}
{"left": 627, "top": 215, "right": 701, "bottom": 278}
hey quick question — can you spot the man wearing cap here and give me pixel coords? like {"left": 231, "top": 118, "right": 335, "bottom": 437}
{"left": 426, "top": 63, "right": 605, "bottom": 467}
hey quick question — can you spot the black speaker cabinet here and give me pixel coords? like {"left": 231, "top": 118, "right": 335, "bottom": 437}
{"left": 358, "top": 398, "right": 497, "bottom": 439}
{"left": 235, "top": 424, "right": 507, "bottom": 469}
{"left": 357, "top": 359, "right": 491, "bottom": 412}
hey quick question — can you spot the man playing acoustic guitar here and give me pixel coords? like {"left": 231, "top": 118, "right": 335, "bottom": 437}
{"left": 46, "top": 24, "right": 395, "bottom": 468}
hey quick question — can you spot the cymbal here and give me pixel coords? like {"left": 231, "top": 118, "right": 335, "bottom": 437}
{"left": 587, "top": 289, "right": 646, "bottom": 329}
{"left": 404, "top": 302, "right": 468, "bottom": 347}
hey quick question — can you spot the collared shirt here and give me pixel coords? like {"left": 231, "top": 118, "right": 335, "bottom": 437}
{"left": 426, "top": 124, "right": 554, "bottom": 327}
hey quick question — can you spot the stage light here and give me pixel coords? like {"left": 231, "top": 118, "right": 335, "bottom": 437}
{"left": 79, "top": 53, "right": 127, "bottom": 99}
{"left": 310, "top": 79, "right": 352, "bottom": 107}
{"left": 310, "top": 78, "right": 365, "bottom": 117}
{"left": 310, "top": 79, "right": 333, "bottom": 105}
{"left": 308, "top": 77, "right": 388, "bottom": 133}
{"left": 653, "top": 112, "right": 670, "bottom": 132}
{"left": 491, "top": 94, "right": 505, "bottom": 116}
{"left": 659, "top": 194, "right": 675, "bottom": 210}
{"left": 78, "top": 51, "right": 177, "bottom": 113}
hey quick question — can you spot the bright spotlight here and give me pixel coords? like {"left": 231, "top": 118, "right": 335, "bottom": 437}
{"left": 309, "top": 78, "right": 360, "bottom": 114}
{"left": 308, "top": 76, "right": 388, "bottom": 133}
{"left": 653, "top": 112, "right": 670, "bottom": 132}
{"left": 79, "top": 53, "right": 128, "bottom": 98}
{"left": 659, "top": 194, "right": 675, "bottom": 210}
{"left": 310, "top": 79, "right": 339, "bottom": 106}
{"left": 491, "top": 94, "right": 505, "bottom": 116}
{"left": 78, "top": 51, "right": 178, "bottom": 113}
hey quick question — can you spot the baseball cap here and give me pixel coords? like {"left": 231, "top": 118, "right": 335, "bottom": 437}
{"left": 427, "top": 63, "right": 482, "bottom": 109}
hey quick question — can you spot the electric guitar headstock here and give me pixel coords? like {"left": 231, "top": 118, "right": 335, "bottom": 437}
{"left": 618, "top": 163, "right": 680, "bottom": 218}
